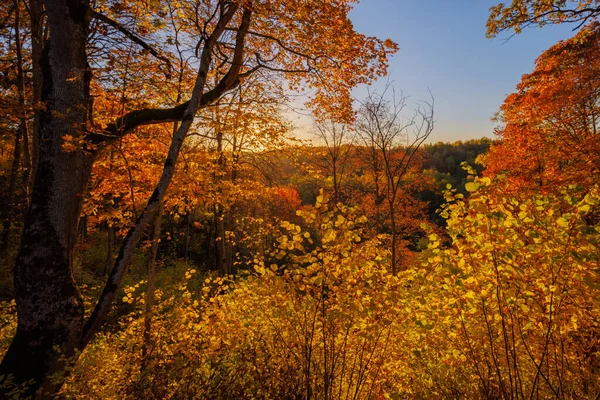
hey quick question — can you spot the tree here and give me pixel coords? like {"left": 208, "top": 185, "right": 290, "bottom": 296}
{"left": 200, "top": 76, "right": 290, "bottom": 276}
{"left": 487, "top": 0, "right": 600, "bottom": 38}
{"left": 0, "top": 0, "right": 396, "bottom": 396}
{"left": 485, "top": 22, "right": 600, "bottom": 193}
{"left": 355, "top": 85, "right": 434, "bottom": 274}
{"left": 311, "top": 120, "right": 355, "bottom": 205}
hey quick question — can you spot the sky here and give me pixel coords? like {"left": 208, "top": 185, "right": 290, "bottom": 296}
{"left": 291, "top": 0, "right": 578, "bottom": 144}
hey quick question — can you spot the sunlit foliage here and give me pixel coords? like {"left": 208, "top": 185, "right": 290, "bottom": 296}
{"left": 1, "top": 176, "right": 595, "bottom": 398}
{"left": 485, "top": 22, "right": 600, "bottom": 194}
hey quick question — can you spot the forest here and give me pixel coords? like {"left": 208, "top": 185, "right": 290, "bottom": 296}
{"left": 0, "top": 0, "right": 598, "bottom": 398}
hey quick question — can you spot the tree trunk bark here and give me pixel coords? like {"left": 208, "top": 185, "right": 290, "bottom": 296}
{"left": 29, "top": 0, "right": 45, "bottom": 190}
{"left": 0, "top": 0, "right": 93, "bottom": 396}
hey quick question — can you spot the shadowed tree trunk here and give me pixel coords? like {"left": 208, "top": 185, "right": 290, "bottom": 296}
{"left": 0, "top": 0, "right": 93, "bottom": 396}
{"left": 29, "top": 0, "right": 44, "bottom": 185}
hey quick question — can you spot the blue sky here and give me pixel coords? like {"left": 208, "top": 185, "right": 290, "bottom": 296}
{"left": 342, "top": 0, "right": 577, "bottom": 143}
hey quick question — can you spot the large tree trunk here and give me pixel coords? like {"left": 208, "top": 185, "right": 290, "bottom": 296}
{"left": 0, "top": 0, "right": 92, "bottom": 396}
{"left": 29, "top": 0, "right": 45, "bottom": 187}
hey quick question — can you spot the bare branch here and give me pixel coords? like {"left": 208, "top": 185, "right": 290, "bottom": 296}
{"left": 90, "top": 7, "right": 173, "bottom": 77}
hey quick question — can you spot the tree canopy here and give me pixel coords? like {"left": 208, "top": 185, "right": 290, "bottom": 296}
{"left": 487, "top": 0, "right": 600, "bottom": 37}
{"left": 485, "top": 22, "right": 600, "bottom": 193}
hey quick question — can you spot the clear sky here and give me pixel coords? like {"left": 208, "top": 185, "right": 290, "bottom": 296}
{"left": 339, "top": 0, "right": 577, "bottom": 143}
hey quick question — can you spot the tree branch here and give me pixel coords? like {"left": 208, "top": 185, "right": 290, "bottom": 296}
{"left": 88, "top": 9, "right": 257, "bottom": 147}
{"left": 90, "top": 7, "right": 173, "bottom": 77}
{"left": 81, "top": 3, "right": 254, "bottom": 347}
{"left": 88, "top": 72, "right": 250, "bottom": 146}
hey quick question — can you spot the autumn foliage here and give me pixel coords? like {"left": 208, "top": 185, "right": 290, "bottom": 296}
{"left": 1, "top": 0, "right": 600, "bottom": 398}
{"left": 485, "top": 22, "right": 600, "bottom": 193}
{"left": 0, "top": 175, "right": 596, "bottom": 399}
